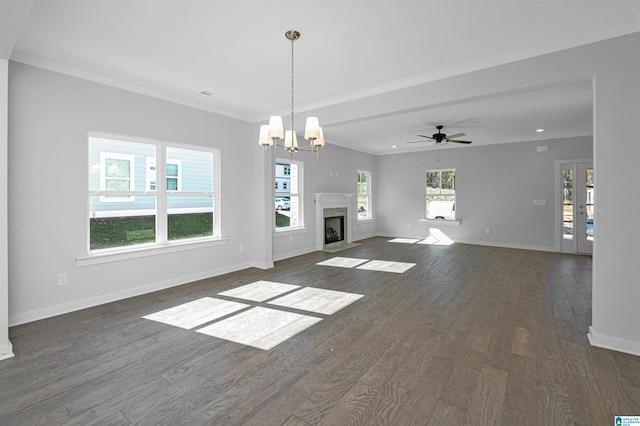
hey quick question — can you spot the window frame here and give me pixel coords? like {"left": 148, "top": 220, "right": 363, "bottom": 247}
{"left": 425, "top": 168, "right": 457, "bottom": 221}
{"left": 357, "top": 170, "right": 372, "bottom": 220}
{"left": 86, "top": 132, "right": 221, "bottom": 257}
{"left": 275, "top": 158, "right": 304, "bottom": 232}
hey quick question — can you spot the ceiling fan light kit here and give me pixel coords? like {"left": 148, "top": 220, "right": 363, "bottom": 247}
{"left": 258, "top": 30, "right": 324, "bottom": 157}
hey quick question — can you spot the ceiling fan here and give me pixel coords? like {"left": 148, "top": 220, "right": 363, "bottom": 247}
{"left": 408, "top": 125, "right": 472, "bottom": 145}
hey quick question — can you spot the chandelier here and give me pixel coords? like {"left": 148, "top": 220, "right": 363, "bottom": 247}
{"left": 258, "top": 30, "right": 324, "bottom": 154}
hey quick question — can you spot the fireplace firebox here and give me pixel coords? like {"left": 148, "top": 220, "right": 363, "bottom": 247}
{"left": 325, "top": 216, "right": 345, "bottom": 244}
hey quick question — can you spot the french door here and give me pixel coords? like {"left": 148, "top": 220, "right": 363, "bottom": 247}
{"left": 560, "top": 162, "right": 594, "bottom": 254}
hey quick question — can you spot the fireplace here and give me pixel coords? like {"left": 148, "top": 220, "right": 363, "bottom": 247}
{"left": 325, "top": 215, "right": 345, "bottom": 245}
{"left": 315, "top": 193, "right": 355, "bottom": 251}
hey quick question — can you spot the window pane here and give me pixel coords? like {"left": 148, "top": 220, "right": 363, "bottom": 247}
{"left": 105, "top": 179, "right": 130, "bottom": 191}
{"left": 167, "top": 178, "right": 178, "bottom": 191}
{"left": 289, "top": 195, "right": 299, "bottom": 227}
{"left": 167, "top": 163, "right": 179, "bottom": 177}
{"left": 166, "top": 146, "right": 212, "bottom": 192}
{"left": 168, "top": 196, "right": 214, "bottom": 240}
{"left": 289, "top": 163, "right": 298, "bottom": 194}
{"left": 563, "top": 169, "right": 574, "bottom": 239}
{"left": 441, "top": 171, "right": 455, "bottom": 192}
{"left": 89, "top": 195, "right": 156, "bottom": 250}
{"left": 275, "top": 196, "right": 290, "bottom": 229}
{"left": 105, "top": 159, "right": 131, "bottom": 178}
{"left": 426, "top": 171, "right": 440, "bottom": 194}
{"left": 358, "top": 195, "right": 368, "bottom": 218}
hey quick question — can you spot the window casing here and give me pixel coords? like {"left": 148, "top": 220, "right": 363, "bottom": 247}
{"left": 425, "top": 169, "right": 456, "bottom": 220}
{"left": 88, "top": 133, "right": 219, "bottom": 253}
{"left": 275, "top": 159, "right": 303, "bottom": 230}
{"left": 357, "top": 170, "right": 372, "bottom": 220}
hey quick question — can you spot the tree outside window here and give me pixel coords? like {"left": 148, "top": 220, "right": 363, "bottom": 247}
{"left": 357, "top": 170, "right": 372, "bottom": 219}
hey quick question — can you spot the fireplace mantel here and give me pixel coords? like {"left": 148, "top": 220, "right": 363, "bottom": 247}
{"left": 315, "top": 193, "right": 355, "bottom": 251}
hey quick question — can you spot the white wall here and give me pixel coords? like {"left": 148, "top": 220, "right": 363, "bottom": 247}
{"left": 271, "top": 142, "right": 377, "bottom": 261}
{"left": 7, "top": 63, "right": 258, "bottom": 324}
{"left": 0, "top": 59, "right": 12, "bottom": 359}
{"left": 376, "top": 136, "right": 593, "bottom": 250}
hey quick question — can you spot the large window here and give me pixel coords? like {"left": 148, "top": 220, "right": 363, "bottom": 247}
{"left": 425, "top": 169, "right": 456, "bottom": 220}
{"left": 357, "top": 170, "right": 372, "bottom": 220}
{"left": 275, "top": 159, "right": 303, "bottom": 230}
{"left": 88, "top": 133, "right": 219, "bottom": 252}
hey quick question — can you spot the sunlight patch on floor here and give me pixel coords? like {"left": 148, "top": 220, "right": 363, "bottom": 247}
{"left": 388, "top": 238, "right": 422, "bottom": 244}
{"left": 218, "top": 280, "right": 300, "bottom": 302}
{"left": 142, "top": 297, "right": 248, "bottom": 329}
{"left": 317, "top": 256, "right": 416, "bottom": 274}
{"left": 269, "top": 287, "right": 364, "bottom": 315}
{"left": 356, "top": 259, "right": 416, "bottom": 273}
{"left": 316, "top": 256, "right": 369, "bottom": 268}
{"left": 143, "top": 281, "right": 364, "bottom": 350}
{"left": 196, "top": 307, "right": 322, "bottom": 350}
{"left": 417, "top": 228, "right": 454, "bottom": 246}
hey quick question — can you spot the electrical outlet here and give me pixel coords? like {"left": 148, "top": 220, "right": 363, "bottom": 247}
{"left": 57, "top": 272, "right": 68, "bottom": 286}
{"left": 239, "top": 243, "right": 244, "bottom": 252}
{"left": 486, "top": 228, "right": 491, "bottom": 234}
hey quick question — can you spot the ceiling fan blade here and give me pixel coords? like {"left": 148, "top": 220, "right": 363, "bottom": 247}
{"left": 417, "top": 134, "right": 435, "bottom": 140}
{"left": 407, "top": 140, "right": 430, "bottom": 144}
{"left": 446, "top": 133, "right": 466, "bottom": 140}
{"left": 448, "top": 139, "right": 472, "bottom": 144}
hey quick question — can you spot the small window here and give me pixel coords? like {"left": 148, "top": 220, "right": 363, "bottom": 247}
{"left": 100, "top": 152, "right": 135, "bottom": 202}
{"left": 275, "top": 159, "right": 303, "bottom": 230}
{"left": 425, "top": 169, "right": 456, "bottom": 220}
{"left": 357, "top": 170, "right": 372, "bottom": 220}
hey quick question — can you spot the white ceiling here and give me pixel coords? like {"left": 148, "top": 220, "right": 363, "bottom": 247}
{"left": 3, "top": 1, "right": 640, "bottom": 154}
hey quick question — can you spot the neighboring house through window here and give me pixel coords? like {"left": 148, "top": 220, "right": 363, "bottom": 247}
{"left": 425, "top": 169, "right": 456, "bottom": 220}
{"left": 357, "top": 170, "right": 372, "bottom": 220}
{"left": 146, "top": 158, "right": 182, "bottom": 191}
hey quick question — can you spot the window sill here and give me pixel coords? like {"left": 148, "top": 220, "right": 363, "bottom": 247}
{"left": 273, "top": 226, "right": 308, "bottom": 237}
{"left": 76, "top": 238, "right": 228, "bottom": 267}
{"left": 357, "top": 217, "right": 375, "bottom": 223}
{"left": 419, "top": 219, "right": 461, "bottom": 226}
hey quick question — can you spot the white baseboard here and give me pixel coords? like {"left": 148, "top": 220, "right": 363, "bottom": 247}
{"left": 250, "top": 261, "right": 274, "bottom": 270}
{"left": 0, "top": 341, "right": 14, "bottom": 361}
{"left": 375, "top": 233, "right": 555, "bottom": 252}
{"left": 588, "top": 326, "right": 640, "bottom": 357}
{"left": 455, "top": 239, "right": 555, "bottom": 252}
{"left": 273, "top": 246, "right": 316, "bottom": 262}
{"left": 353, "top": 232, "right": 377, "bottom": 241}
{"left": 9, "top": 261, "right": 256, "bottom": 327}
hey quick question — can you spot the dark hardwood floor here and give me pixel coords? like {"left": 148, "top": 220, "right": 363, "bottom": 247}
{"left": 2, "top": 237, "right": 639, "bottom": 425}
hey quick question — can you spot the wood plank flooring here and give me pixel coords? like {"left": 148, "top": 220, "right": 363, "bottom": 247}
{"left": 2, "top": 237, "right": 639, "bottom": 425}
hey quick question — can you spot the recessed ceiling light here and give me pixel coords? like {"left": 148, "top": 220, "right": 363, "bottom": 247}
{"left": 200, "top": 90, "right": 214, "bottom": 96}
{"left": 536, "top": 128, "right": 545, "bottom": 133}
{"left": 392, "top": 145, "right": 397, "bottom": 148}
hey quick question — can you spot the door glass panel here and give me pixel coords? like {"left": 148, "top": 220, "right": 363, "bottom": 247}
{"left": 585, "top": 168, "right": 594, "bottom": 242}
{"left": 562, "top": 168, "right": 573, "bottom": 240}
